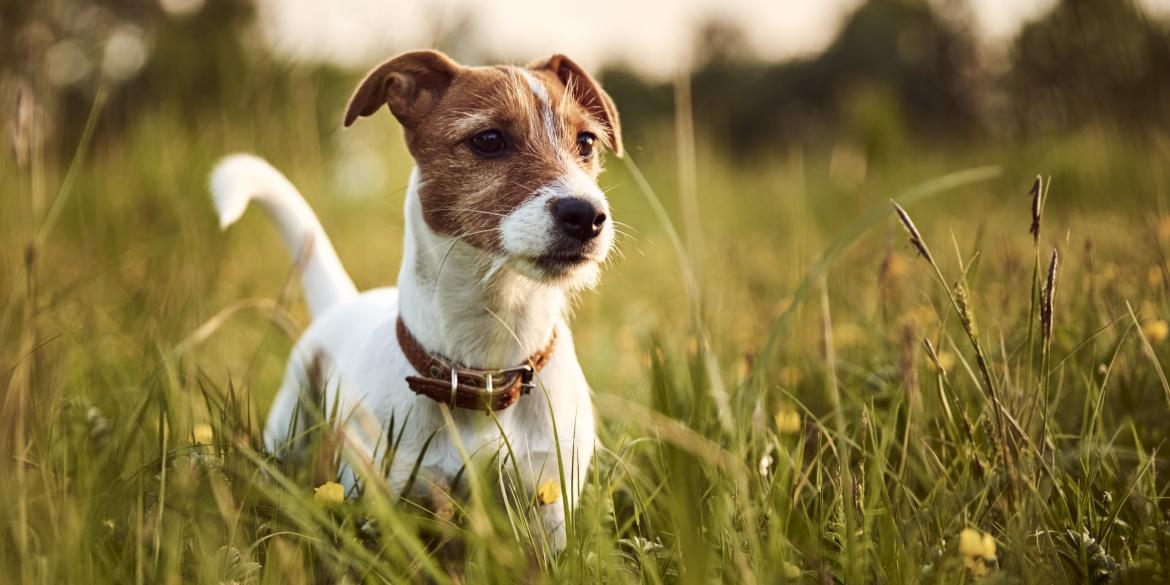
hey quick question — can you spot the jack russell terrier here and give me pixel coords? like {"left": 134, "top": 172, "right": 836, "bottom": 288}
{"left": 209, "top": 50, "right": 621, "bottom": 549}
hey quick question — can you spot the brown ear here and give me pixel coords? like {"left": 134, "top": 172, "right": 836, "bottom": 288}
{"left": 529, "top": 54, "right": 623, "bottom": 157}
{"left": 344, "top": 50, "right": 462, "bottom": 128}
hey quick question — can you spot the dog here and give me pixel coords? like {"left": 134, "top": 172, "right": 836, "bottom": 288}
{"left": 209, "top": 50, "right": 621, "bottom": 549}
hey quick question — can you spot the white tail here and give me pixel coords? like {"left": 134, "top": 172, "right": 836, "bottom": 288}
{"left": 210, "top": 154, "right": 358, "bottom": 318}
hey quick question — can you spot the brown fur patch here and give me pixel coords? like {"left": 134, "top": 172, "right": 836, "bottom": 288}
{"left": 528, "top": 54, "right": 623, "bottom": 156}
{"left": 406, "top": 65, "right": 606, "bottom": 251}
{"left": 346, "top": 53, "right": 618, "bottom": 253}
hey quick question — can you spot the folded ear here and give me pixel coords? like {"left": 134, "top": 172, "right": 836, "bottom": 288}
{"left": 529, "top": 54, "right": 622, "bottom": 157}
{"left": 344, "top": 50, "right": 462, "bottom": 128}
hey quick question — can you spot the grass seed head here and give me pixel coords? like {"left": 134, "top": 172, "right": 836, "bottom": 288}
{"left": 1041, "top": 248, "right": 1059, "bottom": 342}
{"left": 953, "top": 281, "right": 978, "bottom": 338}
{"left": 1029, "top": 175, "right": 1044, "bottom": 243}
{"left": 922, "top": 338, "right": 955, "bottom": 374}
{"left": 922, "top": 337, "right": 940, "bottom": 362}
{"left": 891, "top": 201, "right": 933, "bottom": 262}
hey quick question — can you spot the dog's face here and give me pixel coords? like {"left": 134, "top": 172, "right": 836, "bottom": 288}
{"left": 344, "top": 51, "right": 622, "bottom": 290}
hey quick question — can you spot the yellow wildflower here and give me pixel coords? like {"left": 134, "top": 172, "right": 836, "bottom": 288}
{"left": 314, "top": 481, "right": 345, "bottom": 505}
{"left": 929, "top": 351, "right": 956, "bottom": 373}
{"left": 774, "top": 408, "right": 802, "bottom": 435}
{"left": 959, "top": 528, "right": 997, "bottom": 577}
{"left": 192, "top": 423, "right": 214, "bottom": 445}
{"left": 778, "top": 366, "right": 802, "bottom": 388}
{"left": 1144, "top": 319, "right": 1169, "bottom": 344}
{"left": 536, "top": 479, "right": 561, "bottom": 505}
{"left": 782, "top": 561, "right": 801, "bottom": 579}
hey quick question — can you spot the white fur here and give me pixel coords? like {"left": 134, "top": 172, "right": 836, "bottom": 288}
{"left": 210, "top": 154, "right": 357, "bottom": 317}
{"left": 500, "top": 187, "right": 558, "bottom": 258}
{"left": 500, "top": 176, "right": 614, "bottom": 292}
{"left": 211, "top": 162, "right": 597, "bottom": 550}
{"left": 523, "top": 71, "right": 560, "bottom": 150}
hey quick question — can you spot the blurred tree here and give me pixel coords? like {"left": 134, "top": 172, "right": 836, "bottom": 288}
{"left": 2, "top": 0, "right": 256, "bottom": 155}
{"left": 128, "top": 0, "right": 256, "bottom": 114}
{"left": 809, "top": 0, "right": 981, "bottom": 151}
{"left": 603, "top": 0, "right": 983, "bottom": 159}
{"left": 1009, "top": 0, "right": 1170, "bottom": 134}
{"left": 596, "top": 68, "right": 676, "bottom": 152}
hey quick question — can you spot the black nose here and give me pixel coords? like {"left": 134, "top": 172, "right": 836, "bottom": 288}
{"left": 552, "top": 197, "right": 606, "bottom": 241}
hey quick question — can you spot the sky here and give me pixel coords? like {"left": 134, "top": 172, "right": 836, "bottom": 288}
{"left": 246, "top": 0, "right": 1170, "bottom": 77}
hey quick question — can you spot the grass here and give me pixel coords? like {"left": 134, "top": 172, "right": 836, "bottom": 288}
{"left": 3, "top": 81, "right": 1170, "bottom": 583}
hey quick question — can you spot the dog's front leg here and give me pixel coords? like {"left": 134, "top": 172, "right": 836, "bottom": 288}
{"left": 511, "top": 448, "right": 569, "bottom": 551}
{"left": 511, "top": 429, "right": 594, "bottom": 553}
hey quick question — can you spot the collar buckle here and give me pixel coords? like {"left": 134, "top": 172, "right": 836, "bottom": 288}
{"left": 483, "top": 363, "right": 535, "bottom": 394}
{"left": 448, "top": 367, "right": 459, "bottom": 407}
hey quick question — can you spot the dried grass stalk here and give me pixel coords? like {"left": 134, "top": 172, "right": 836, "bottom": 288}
{"left": 1029, "top": 175, "right": 1044, "bottom": 243}
{"left": 1041, "top": 248, "right": 1059, "bottom": 343}
{"left": 892, "top": 201, "right": 933, "bottom": 263}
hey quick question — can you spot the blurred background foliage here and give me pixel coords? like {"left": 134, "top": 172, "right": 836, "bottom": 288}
{"left": 6, "top": 0, "right": 1170, "bottom": 161}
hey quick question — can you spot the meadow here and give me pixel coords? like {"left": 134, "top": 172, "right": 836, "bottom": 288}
{"left": 3, "top": 78, "right": 1170, "bottom": 584}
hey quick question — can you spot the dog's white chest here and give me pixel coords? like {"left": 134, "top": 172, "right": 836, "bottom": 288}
{"left": 263, "top": 287, "right": 595, "bottom": 498}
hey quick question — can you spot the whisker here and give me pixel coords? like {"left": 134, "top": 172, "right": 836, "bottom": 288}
{"left": 481, "top": 256, "right": 509, "bottom": 285}
{"left": 429, "top": 207, "right": 510, "bottom": 218}
{"left": 611, "top": 229, "right": 636, "bottom": 244}
{"left": 612, "top": 220, "right": 639, "bottom": 233}
{"left": 433, "top": 239, "right": 463, "bottom": 284}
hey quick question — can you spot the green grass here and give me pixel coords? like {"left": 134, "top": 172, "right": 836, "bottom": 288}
{"left": 3, "top": 88, "right": 1170, "bottom": 584}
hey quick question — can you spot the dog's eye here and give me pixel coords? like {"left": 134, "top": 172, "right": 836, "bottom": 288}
{"left": 469, "top": 130, "right": 507, "bottom": 157}
{"left": 576, "top": 132, "right": 596, "bottom": 158}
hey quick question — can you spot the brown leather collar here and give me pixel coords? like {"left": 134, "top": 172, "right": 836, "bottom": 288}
{"left": 396, "top": 318, "right": 557, "bottom": 412}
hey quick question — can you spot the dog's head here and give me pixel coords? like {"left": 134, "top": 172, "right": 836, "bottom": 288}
{"left": 344, "top": 50, "right": 622, "bottom": 290}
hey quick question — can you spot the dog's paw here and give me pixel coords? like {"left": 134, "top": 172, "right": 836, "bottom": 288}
{"left": 538, "top": 502, "right": 568, "bottom": 552}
